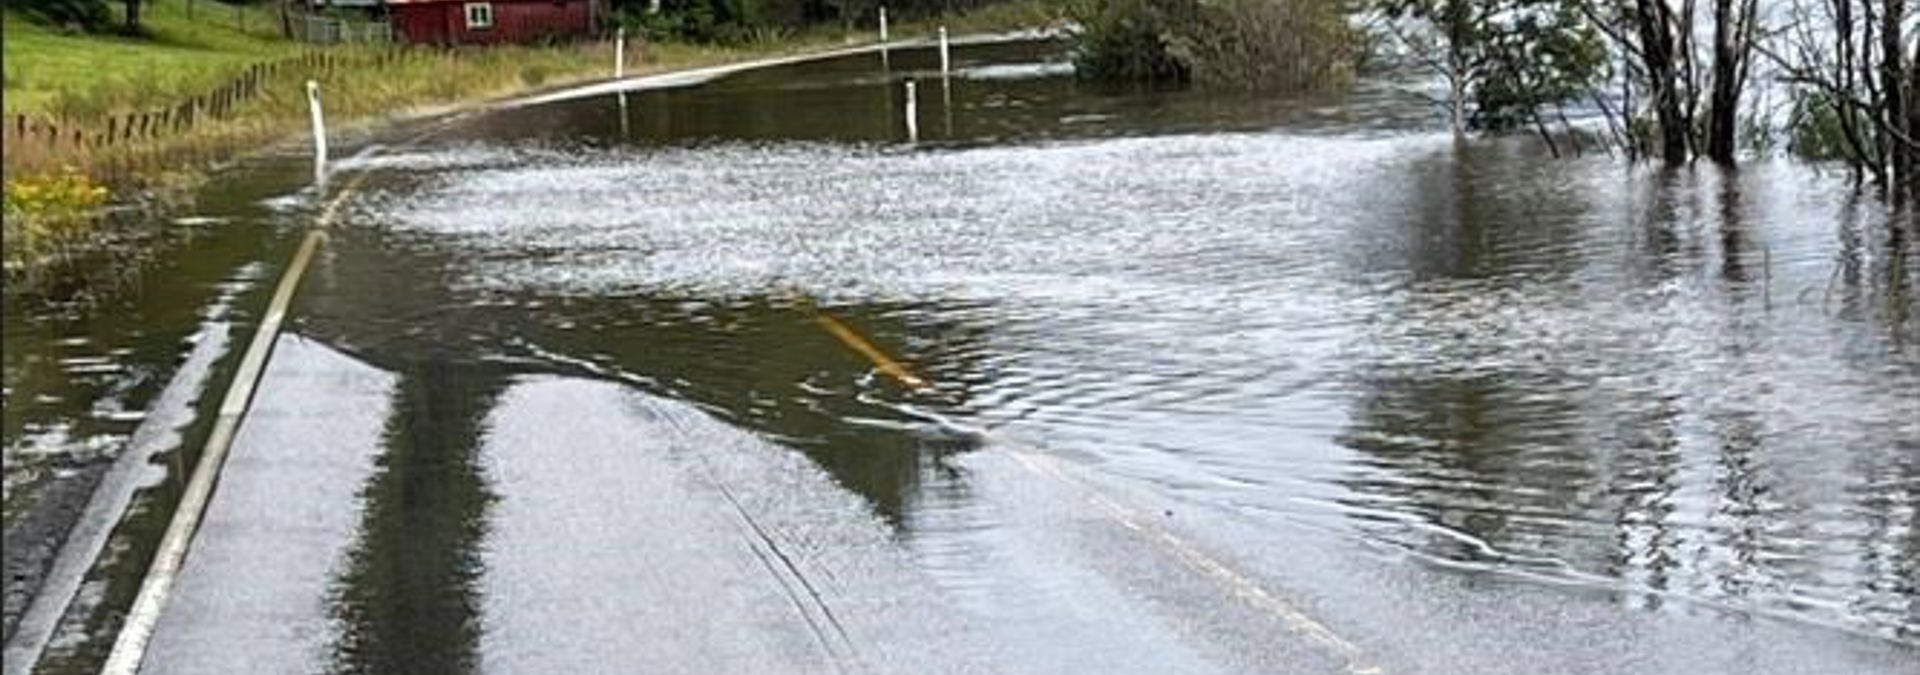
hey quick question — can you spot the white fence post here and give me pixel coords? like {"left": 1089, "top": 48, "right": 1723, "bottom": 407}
{"left": 879, "top": 6, "right": 888, "bottom": 43}
{"left": 615, "top": 27, "right": 626, "bottom": 78}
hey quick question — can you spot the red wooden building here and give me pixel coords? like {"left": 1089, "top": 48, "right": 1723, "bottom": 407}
{"left": 387, "top": 0, "right": 604, "bottom": 45}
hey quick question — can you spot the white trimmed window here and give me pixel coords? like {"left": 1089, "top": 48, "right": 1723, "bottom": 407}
{"left": 464, "top": 3, "right": 494, "bottom": 30}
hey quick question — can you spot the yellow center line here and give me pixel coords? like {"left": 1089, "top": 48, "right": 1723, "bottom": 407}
{"left": 317, "top": 169, "right": 372, "bottom": 226}
{"left": 809, "top": 310, "right": 1383, "bottom": 675}
{"left": 813, "top": 312, "right": 930, "bottom": 392}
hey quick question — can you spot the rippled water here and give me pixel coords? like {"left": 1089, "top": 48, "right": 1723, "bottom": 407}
{"left": 5, "top": 38, "right": 1917, "bottom": 667}
{"left": 290, "top": 40, "right": 1920, "bottom": 641}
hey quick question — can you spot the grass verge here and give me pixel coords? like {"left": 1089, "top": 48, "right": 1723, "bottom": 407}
{"left": 3, "top": 0, "right": 298, "bottom": 117}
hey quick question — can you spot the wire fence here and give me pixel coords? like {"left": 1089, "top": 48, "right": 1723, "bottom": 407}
{"left": 296, "top": 15, "right": 394, "bottom": 45}
{"left": 2, "top": 49, "right": 388, "bottom": 181}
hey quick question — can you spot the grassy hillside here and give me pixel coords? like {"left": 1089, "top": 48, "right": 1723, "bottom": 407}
{"left": 3, "top": 0, "right": 296, "bottom": 115}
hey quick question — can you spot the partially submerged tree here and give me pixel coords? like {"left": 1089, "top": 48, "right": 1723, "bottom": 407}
{"left": 1374, "top": 0, "right": 1607, "bottom": 142}
{"left": 1077, "top": 0, "right": 1912, "bottom": 181}
{"left": 1705, "top": 0, "right": 1761, "bottom": 163}
{"left": 1373, "top": 0, "right": 1484, "bottom": 135}
{"left": 1574, "top": 0, "right": 1699, "bottom": 163}
{"left": 1767, "top": 0, "right": 1918, "bottom": 187}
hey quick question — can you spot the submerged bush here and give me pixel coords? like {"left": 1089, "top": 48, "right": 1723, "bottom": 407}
{"left": 1067, "top": 0, "right": 1191, "bottom": 84}
{"left": 1169, "top": 0, "right": 1354, "bottom": 90}
{"left": 1068, "top": 0, "right": 1355, "bottom": 90}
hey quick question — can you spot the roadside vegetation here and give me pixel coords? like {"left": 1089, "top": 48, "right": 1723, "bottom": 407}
{"left": 1066, "top": 0, "right": 1356, "bottom": 89}
{"left": 1067, "top": 0, "right": 1919, "bottom": 191}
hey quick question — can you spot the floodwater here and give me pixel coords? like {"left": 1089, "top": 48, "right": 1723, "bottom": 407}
{"left": 5, "top": 38, "right": 1918, "bottom": 674}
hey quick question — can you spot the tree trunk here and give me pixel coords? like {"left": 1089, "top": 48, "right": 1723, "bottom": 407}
{"left": 124, "top": 0, "right": 141, "bottom": 34}
{"left": 1909, "top": 36, "right": 1920, "bottom": 189}
{"left": 1635, "top": 0, "right": 1690, "bottom": 163}
{"left": 1706, "top": 0, "right": 1740, "bottom": 164}
{"left": 1445, "top": 0, "right": 1472, "bottom": 137}
{"left": 1881, "top": 0, "right": 1909, "bottom": 185}
{"left": 1828, "top": 0, "right": 1883, "bottom": 182}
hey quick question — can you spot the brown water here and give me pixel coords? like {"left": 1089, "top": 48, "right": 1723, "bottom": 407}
{"left": 4, "top": 38, "right": 1917, "bottom": 672}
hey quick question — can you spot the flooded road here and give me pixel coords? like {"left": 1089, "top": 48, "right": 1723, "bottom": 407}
{"left": 7, "top": 38, "right": 1919, "bottom": 673}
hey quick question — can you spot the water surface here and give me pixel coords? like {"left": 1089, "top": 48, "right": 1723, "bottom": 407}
{"left": 305, "top": 40, "right": 1920, "bottom": 644}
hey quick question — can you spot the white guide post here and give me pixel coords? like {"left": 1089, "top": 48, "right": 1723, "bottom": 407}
{"left": 615, "top": 27, "right": 626, "bottom": 78}
{"left": 939, "top": 26, "right": 950, "bottom": 76}
{"left": 879, "top": 6, "right": 889, "bottom": 43}
{"left": 618, "top": 91, "right": 631, "bottom": 139}
{"left": 904, "top": 80, "right": 919, "bottom": 143}
{"left": 305, "top": 80, "right": 327, "bottom": 185}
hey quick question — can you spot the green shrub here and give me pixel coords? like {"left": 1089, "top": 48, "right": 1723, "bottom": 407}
{"left": 1168, "top": 0, "right": 1354, "bottom": 90}
{"left": 1787, "top": 91, "right": 1875, "bottom": 162}
{"left": 1067, "top": 0, "right": 1355, "bottom": 90}
{"left": 1066, "top": 0, "right": 1189, "bottom": 84}
{"left": 13, "top": 0, "right": 112, "bottom": 31}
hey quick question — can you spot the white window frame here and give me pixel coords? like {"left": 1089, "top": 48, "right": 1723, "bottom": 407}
{"left": 464, "top": 2, "right": 494, "bottom": 30}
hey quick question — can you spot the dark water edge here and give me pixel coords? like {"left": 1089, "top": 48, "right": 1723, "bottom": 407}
{"left": 1, "top": 109, "right": 478, "bottom": 670}
{"left": 1, "top": 152, "right": 311, "bottom": 672}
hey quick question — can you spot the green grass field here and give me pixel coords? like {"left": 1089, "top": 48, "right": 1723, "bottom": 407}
{"left": 3, "top": 0, "right": 296, "bottom": 115}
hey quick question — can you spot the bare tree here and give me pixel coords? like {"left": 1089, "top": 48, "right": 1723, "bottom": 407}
{"left": 1763, "top": 0, "right": 1918, "bottom": 187}
{"left": 1577, "top": 0, "right": 1699, "bottom": 163}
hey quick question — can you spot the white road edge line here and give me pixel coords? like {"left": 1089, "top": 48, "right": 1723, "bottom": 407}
{"left": 95, "top": 224, "right": 327, "bottom": 675}
{"left": 96, "top": 161, "right": 378, "bottom": 675}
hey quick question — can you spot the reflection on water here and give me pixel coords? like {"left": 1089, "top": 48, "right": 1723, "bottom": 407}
{"left": 441, "top": 40, "right": 1439, "bottom": 148}
{"left": 329, "top": 362, "right": 500, "bottom": 675}
{"left": 1340, "top": 156, "right": 1918, "bottom": 635}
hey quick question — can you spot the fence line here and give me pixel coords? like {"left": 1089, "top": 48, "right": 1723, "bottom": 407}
{"left": 295, "top": 14, "right": 394, "bottom": 45}
{"left": 4, "top": 35, "right": 620, "bottom": 182}
{"left": 1, "top": 49, "right": 400, "bottom": 180}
